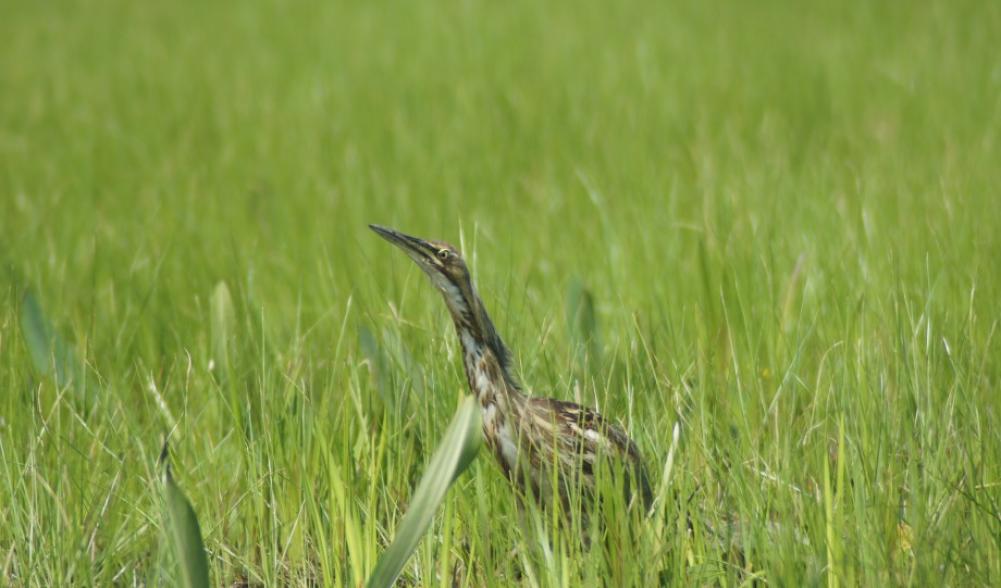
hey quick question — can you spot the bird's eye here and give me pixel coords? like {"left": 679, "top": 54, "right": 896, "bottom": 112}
{"left": 437, "top": 249, "right": 450, "bottom": 261}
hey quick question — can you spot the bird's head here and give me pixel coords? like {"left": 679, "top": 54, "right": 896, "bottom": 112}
{"left": 370, "top": 223, "right": 515, "bottom": 380}
{"left": 369, "top": 224, "right": 473, "bottom": 309}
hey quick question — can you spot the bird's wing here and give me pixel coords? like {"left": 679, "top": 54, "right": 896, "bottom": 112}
{"left": 521, "top": 397, "right": 653, "bottom": 508}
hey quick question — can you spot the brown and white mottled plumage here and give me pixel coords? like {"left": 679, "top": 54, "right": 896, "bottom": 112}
{"left": 370, "top": 225, "right": 652, "bottom": 514}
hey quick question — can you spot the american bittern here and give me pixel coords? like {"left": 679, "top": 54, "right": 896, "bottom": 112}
{"left": 370, "top": 225, "right": 653, "bottom": 515}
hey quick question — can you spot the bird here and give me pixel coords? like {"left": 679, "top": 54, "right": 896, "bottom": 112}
{"left": 370, "top": 224, "right": 653, "bottom": 517}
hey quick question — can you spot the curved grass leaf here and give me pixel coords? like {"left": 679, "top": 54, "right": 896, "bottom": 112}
{"left": 567, "top": 278, "right": 600, "bottom": 366}
{"left": 359, "top": 325, "right": 391, "bottom": 407}
{"left": 366, "top": 395, "right": 482, "bottom": 588}
{"left": 161, "top": 444, "right": 210, "bottom": 588}
{"left": 20, "top": 289, "right": 87, "bottom": 402}
{"left": 210, "top": 281, "right": 235, "bottom": 380}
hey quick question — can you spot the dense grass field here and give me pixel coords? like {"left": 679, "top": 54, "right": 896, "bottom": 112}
{"left": 3, "top": 0, "right": 1000, "bottom": 585}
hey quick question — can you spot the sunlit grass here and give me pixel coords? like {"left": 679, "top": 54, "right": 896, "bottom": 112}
{"left": 2, "top": 0, "right": 999, "bottom": 584}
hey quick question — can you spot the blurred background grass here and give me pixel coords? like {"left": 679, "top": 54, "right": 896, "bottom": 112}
{"left": 2, "top": 0, "right": 999, "bottom": 584}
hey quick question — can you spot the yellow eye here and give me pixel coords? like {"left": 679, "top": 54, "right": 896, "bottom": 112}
{"left": 437, "top": 249, "right": 450, "bottom": 260}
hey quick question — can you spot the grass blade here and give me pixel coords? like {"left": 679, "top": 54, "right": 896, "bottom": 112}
{"left": 210, "top": 281, "right": 235, "bottom": 380}
{"left": 20, "top": 289, "right": 87, "bottom": 401}
{"left": 161, "top": 443, "right": 210, "bottom": 588}
{"left": 366, "top": 395, "right": 482, "bottom": 588}
{"left": 567, "top": 278, "right": 600, "bottom": 367}
{"left": 359, "top": 325, "right": 392, "bottom": 408}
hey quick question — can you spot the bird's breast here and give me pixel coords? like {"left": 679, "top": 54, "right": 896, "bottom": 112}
{"left": 482, "top": 403, "right": 520, "bottom": 471}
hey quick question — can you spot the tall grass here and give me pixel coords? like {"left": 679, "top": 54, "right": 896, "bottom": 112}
{"left": 2, "top": 0, "right": 999, "bottom": 584}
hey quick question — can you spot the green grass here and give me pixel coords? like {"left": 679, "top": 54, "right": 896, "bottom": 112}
{"left": 2, "top": 0, "right": 1000, "bottom": 584}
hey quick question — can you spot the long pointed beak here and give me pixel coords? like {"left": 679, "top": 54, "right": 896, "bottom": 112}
{"left": 369, "top": 224, "right": 436, "bottom": 262}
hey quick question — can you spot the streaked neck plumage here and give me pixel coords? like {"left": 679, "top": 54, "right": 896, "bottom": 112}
{"left": 437, "top": 277, "right": 522, "bottom": 407}
{"left": 438, "top": 275, "right": 528, "bottom": 478}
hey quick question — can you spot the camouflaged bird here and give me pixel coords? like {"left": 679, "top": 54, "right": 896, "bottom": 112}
{"left": 370, "top": 225, "right": 653, "bottom": 515}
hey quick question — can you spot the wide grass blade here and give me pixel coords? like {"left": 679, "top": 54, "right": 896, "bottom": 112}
{"left": 210, "top": 281, "right": 235, "bottom": 379}
{"left": 160, "top": 443, "right": 211, "bottom": 588}
{"left": 359, "top": 325, "right": 392, "bottom": 407}
{"left": 567, "top": 278, "right": 600, "bottom": 367}
{"left": 20, "top": 289, "right": 87, "bottom": 401}
{"left": 366, "top": 395, "right": 482, "bottom": 588}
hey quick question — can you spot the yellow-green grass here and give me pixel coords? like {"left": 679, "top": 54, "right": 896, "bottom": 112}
{"left": 2, "top": 0, "right": 999, "bottom": 584}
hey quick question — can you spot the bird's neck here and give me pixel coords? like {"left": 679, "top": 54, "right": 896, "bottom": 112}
{"left": 446, "top": 295, "right": 521, "bottom": 408}
{"left": 452, "top": 304, "right": 527, "bottom": 479}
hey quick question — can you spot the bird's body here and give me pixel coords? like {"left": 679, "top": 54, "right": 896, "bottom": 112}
{"left": 371, "top": 225, "right": 652, "bottom": 514}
